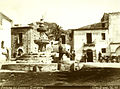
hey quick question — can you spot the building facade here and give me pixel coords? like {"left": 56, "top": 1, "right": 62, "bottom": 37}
{"left": 0, "top": 12, "right": 13, "bottom": 59}
{"left": 11, "top": 22, "right": 49, "bottom": 58}
{"left": 72, "top": 12, "right": 120, "bottom": 62}
{"left": 106, "top": 12, "right": 120, "bottom": 56}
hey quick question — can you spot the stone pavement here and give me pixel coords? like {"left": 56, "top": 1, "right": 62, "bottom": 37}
{"left": 1, "top": 68, "right": 120, "bottom": 86}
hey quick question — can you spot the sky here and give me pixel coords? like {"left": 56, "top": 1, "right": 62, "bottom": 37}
{"left": 0, "top": 0, "right": 120, "bottom": 30}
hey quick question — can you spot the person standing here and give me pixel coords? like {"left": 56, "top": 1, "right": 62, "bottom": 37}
{"left": 59, "top": 43, "right": 63, "bottom": 61}
{"left": 71, "top": 50, "right": 75, "bottom": 60}
{"left": 58, "top": 42, "right": 63, "bottom": 70}
{"left": 0, "top": 41, "right": 8, "bottom": 62}
{"left": 98, "top": 52, "right": 102, "bottom": 62}
{"left": 84, "top": 53, "right": 87, "bottom": 62}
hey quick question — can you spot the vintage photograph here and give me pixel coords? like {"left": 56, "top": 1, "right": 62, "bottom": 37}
{"left": 0, "top": 0, "right": 120, "bottom": 89}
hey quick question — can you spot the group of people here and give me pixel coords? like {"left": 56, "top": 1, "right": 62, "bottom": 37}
{"left": 80, "top": 53, "right": 88, "bottom": 62}
{"left": 80, "top": 52, "right": 120, "bottom": 63}
{"left": 98, "top": 52, "right": 120, "bottom": 63}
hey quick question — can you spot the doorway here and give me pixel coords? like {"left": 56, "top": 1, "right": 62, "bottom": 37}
{"left": 86, "top": 49, "right": 93, "bottom": 62}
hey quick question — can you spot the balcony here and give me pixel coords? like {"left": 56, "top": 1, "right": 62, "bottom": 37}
{"left": 83, "top": 42, "right": 95, "bottom": 47}
{"left": 34, "top": 39, "right": 49, "bottom": 45}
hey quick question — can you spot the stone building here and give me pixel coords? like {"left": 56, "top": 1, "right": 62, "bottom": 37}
{"left": 71, "top": 12, "right": 120, "bottom": 62}
{"left": 11, "top": 22, "right": 49, "bottom": 58}
{"left": 71, "top": 22, "right": 109, "bottom": 62}
{"left": 11, "top": 25, "right": 36, "bottom": 57}
{"left": 0, "top": 12, "right": 13, "bottom": 59}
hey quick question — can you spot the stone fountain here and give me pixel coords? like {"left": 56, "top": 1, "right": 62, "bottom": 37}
{"left": 1, "top": 19, "right": 58, "bottom": 72}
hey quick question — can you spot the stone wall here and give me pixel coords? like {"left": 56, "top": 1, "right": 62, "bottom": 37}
{"left": 11, "top": 27, "right": 33, "bottom": 57}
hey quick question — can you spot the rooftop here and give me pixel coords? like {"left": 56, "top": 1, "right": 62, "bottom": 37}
{"left": 0, "top": 12, "right": 12, "bottom": 22}
{"left": 11, "top": 24, "right": 33, "bottom": 29}
{"left": 71, "top": 12, "right": 119, "bottom": 31}
{"left": 73, "top": 22, "right": 108, "bottom": 31}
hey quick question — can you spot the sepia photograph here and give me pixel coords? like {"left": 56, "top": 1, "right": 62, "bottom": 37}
{"left": 0, "top": 0, "right": 120, "bottom": 89}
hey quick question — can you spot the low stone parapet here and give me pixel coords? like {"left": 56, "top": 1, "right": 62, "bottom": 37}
{"left": 1, "top": 63, "right": 58, "bottom": 72}
{"left": 74, "top": 62, "right": 120, "bottom": 71}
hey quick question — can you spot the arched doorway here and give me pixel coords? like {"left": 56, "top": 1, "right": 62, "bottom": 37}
{"left": 86, "top": 49, "right": 93, "bottom": 62}
{"left": 116, "top": 46, "right": 120, "bottom": 56}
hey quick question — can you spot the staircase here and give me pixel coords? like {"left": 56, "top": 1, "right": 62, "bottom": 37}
{"left": 16, "top": 54, "right": 52, "bottom": 63}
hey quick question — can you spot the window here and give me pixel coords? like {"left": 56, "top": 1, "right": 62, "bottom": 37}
{"left": 101, "top": 48, "right": 106, "bottom": 53}
{"left": 101, "top": 33, "right": 105, "bottom": 40}
{"left": 102, "top": 23, "right": 105, "bottom": 28}
{"left": 86, "top": 33, "right": 92, "bottom": 43}
{"left": 18, "top": 33, "right": 23, "bottom": 44}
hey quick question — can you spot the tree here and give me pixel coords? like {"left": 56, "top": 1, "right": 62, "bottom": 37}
{"left": 44, "top": 22, "right": 64, "bottom": 41}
